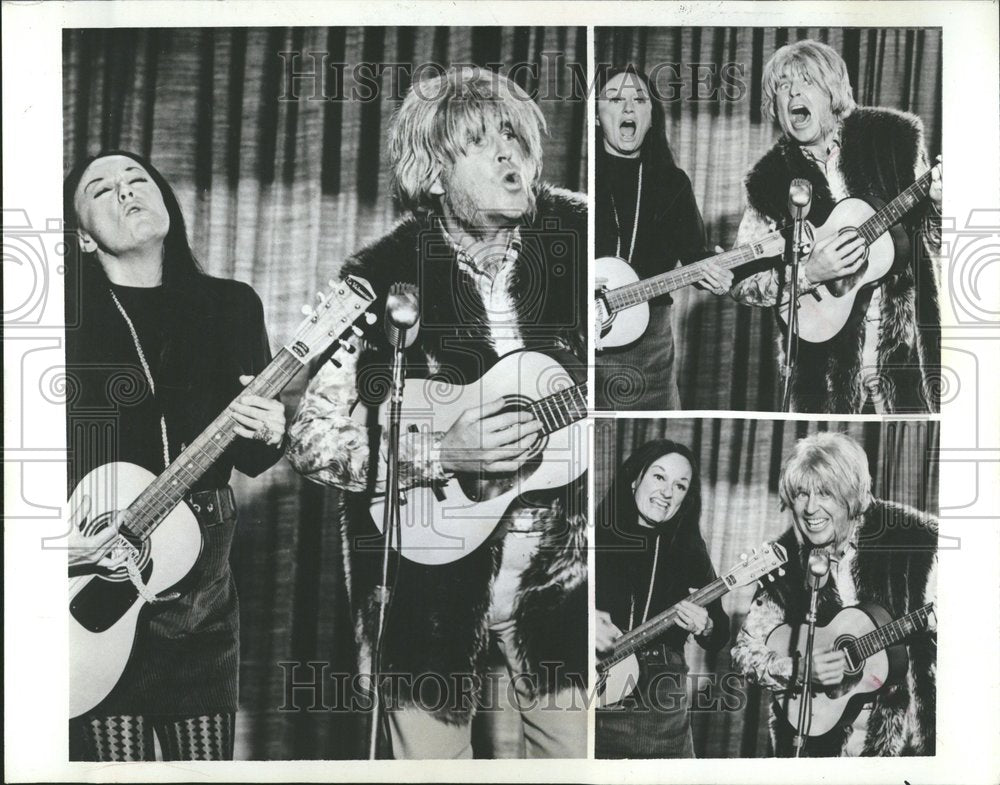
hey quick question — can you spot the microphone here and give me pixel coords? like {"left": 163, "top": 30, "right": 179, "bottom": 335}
{"left": 806, "top": 550, "right": 831, "bottom": 590}
{"left": 788, "top": 178, "right": 812, "bottom": 220}
{"left": 384, "top": 283, "right": 420, "bottom": 349}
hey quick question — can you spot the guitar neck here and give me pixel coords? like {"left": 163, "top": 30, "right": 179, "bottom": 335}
{"left": 120, "top": 347, "right": 304, "bottom": 540}
{"left": 604, "top": 230, "right": 784, "bottom": 314}
{"left": 857, "top": 169, "right": 933, "bottom": 245}
{"left": 850, "top": 603, "right": 935, "bottom": 663}
{"left": 599, "top": 578, "right": 727, "bottom": 671}
{"left": 529, "top": 382, "right": 588, "bottom": 435}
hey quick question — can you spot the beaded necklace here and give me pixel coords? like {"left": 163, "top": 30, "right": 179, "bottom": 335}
{"left": 109, "top": 288, "right": 171, "bottom": 470}
{"left": 610, "top": 161, "right": 642, "bottom": 264}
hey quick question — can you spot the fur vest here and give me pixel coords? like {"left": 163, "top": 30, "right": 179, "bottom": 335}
{"left": 338, "top": 185, "right": 588, "bottom": 722}
{"left": 744, "top": 107, "right": 940, "bottom": 413}
{"left": 760, "top": 500, "right": 937, "bottom": 756}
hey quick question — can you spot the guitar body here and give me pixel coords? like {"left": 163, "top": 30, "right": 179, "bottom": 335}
{"left": 68, "top": 462, "right": 203, "bottom": 718}
{"left": 766, "top": 603, "right": 909, "bottom": 737}
{"left": 597, "top": 652, "right": 640, "bottom": 709}
{"left": 783, "top": 197, "right": 897, "bottom": 344}
{"left": 595, "top": 255, "right": 646, "bottom": 350}
{"left": 370, "top": 350, "right": 587, "bottom": 565}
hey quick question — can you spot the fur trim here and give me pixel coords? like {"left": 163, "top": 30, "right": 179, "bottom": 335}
{"left": 745, "top": 107, "right": 940, "bottom": 414}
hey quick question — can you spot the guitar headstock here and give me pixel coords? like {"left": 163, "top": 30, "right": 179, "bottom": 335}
{"left": 722, "top": 541, "right": 788, "bottom": 590}
{"left": 287, "top": 275, "right": 377, "bottom": 364}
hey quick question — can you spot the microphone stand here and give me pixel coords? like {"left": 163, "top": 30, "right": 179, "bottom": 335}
{"left": 793, "top": 576, "right": 822, "bottom": 757}
{"left": 780, "top": 215, "right": 806, "bottom": 413}
{"left": 368, "top": 335, "right": 407, "bottom": 760}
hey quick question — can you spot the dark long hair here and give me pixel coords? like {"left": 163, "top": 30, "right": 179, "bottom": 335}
{"left": 595, "top": 64, "right": 676, "bottom": 170}
{"left": 598, "top": 438, "right": 704, "bottom": 550}
{"left": 63, "top": 149, "right": 204, "bottom": 291}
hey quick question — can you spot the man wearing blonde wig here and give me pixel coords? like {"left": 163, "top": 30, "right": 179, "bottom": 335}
{"left": 288, "top": 67, "right": 587, "bottom": 758}
{"left": 730, "top": 39, "right": 943, "bottom": 414}
{"left": 732, "top": 431, "right": 937, "bottom": 756}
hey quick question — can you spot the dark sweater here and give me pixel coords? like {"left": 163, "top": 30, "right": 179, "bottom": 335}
{"left": 596, "top": 505, "right": 729, "bottom": 656}
{"left": 595, "top": 147, "right": 708, "bottom": 289}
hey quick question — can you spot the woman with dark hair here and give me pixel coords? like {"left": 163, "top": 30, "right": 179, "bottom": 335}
{"left": 64, "top": 151, "right": 286, "bottom": 760}
{"left": 595, "top": 438, "right": 729, "bottom": 758}
{"left": 594, "top": 66, "right": 732, "bottom": 410}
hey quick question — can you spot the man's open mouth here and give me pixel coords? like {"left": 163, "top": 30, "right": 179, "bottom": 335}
{"left": 789, "top": 104, "right": 812, "bottom": 129}
{"left": 619, "top": 119, "right": 637, "bottom": 141}
{"left": 502, "top": 171, "right": 522, "bottom": 188}
{"left": 124, "top": 204, "right": 143, "bottom": 216}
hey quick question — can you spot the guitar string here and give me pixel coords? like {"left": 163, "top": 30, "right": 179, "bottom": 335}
{"left": 604, "top": 578, "right": 726, "bottom": 667}
{"left": 131, "top": 350, "right": 302, "bottom": 529}
{"left": 608, "top": 233, "right": 767, "bottom": 311}
{"left": 856, "top": 604, "right": 931, "bottom": 657}
{"left": 611, "top": 168, "right": 931, "bottom": 312}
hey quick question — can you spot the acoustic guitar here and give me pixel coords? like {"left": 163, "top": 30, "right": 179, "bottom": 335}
{"left": 778, "top": 164, "right": 939, "bottom": 343}
{"left": 370, "top": 349, "right": 587, "bottom": 566}
{"left": 68, "top": 275, "right": 376, "bottom": 719}
{"left": 595, "top": 229, "right": 787, "bottom": 350}
{"left": 766, "top": 601, "right": 935, "bottom": 737}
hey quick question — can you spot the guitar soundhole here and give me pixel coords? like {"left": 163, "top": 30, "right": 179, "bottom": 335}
{"left": 455, "top": 395, "right": 548, "bottom": 503}
{"left": 595, "top": 291, "right": 614, "bottom": 332}
{"left": 499, "top": 394, "right": 547, "bottom": 461}
{"left": 827, "top": 226, "right": 870, "bottom": 297}
{"left": 835, "top": 635, "right": 863, "bottom": 676}
{"left": 81, "top": 510, "right": 152, "bottom": 583}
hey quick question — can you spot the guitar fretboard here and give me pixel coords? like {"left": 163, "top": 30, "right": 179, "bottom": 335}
{"left": 119, "top": 348, "right": 304, "bottom": 540}
{"left": 603, "top": 229, "right": 785, "bottom": 314}
{"left": 598, "top": 578, "right": 727, "bottom": 670}
{"left": 848, "top": 602, "right": 934, "bottom": 663}
{"left": 528, "top": 382, "right": 588, "bottom": 435}
{"left": 857, "top": 170, "right": 933, "bottom": 245}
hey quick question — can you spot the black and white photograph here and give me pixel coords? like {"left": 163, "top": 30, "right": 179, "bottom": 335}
{"left": 594, "top": 27, "right": 944, "bottom": 414}
{"left": 594, "top": 417, "right": 939, "bottom": 758}
{"left": 61, "top": 25, "right": 588, "bottom": 761}
{"left": 2, "top": 2, "right": 999, "bottom": 784}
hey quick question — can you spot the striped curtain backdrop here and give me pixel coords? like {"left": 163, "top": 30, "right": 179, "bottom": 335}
{"left": 63, "top": 26, "right": 587, "bottom": 760}
{"left": 596, "top": 27, "right": 943, "bottom": 411}
{"left": 594, "top": 417, "right": 939, "bottom": 757}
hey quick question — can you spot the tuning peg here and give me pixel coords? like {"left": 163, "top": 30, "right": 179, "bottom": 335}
{"left": 338, "top": 339, "right": 357, "bottom": 354}
{"left": 316, "top": 291, "right": 327, "bottom": 304}
{"left": 777, "top": 568, "right": 786, "bottom": 577}
{"left": 328, "top": 356, "right": 342, "bottom": 368}
{"left": 740, "top": 553, "right": 748, "bottom": 562}
{"left": 752, "top": 547, "right": 758, "bottom": 555}
{"left": 328, "top": 278, "right": 337, "bottom": 288}
{"left": 351, "top": 325, "right": 364, "bottom": 337}
{"left": 767, "top": 574, "right": 775, "bottom": 582}
{"left": 364, "top": 312, "right": 377, "bottom": 325}
{"left": 756, "top": 580, "right": 763, "bottom": 590}
{"left": 300, "top": 304, "right": 314, "bottom": 316}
